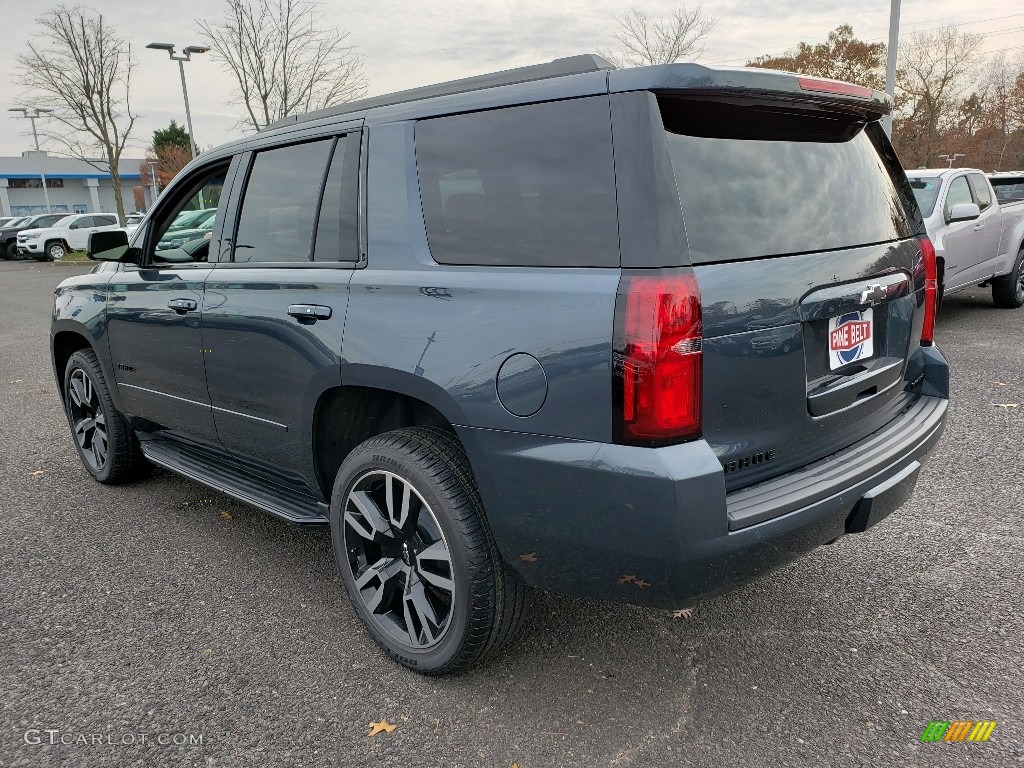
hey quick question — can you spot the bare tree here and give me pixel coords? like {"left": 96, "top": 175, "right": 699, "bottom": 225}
{"left": 197, "top": 0, "right": 368, "bottom": 131}
{"left": 16, "top": 6, "right": 137, "bottom": 224}
{"left": 982, "top": 52, "right": 1024, "bottom": 170}
{"left": 896, "top": 25, "right": 984, "bottom": 166}
{"left": 604, "top": 5, "right": 717, "bottom": 67}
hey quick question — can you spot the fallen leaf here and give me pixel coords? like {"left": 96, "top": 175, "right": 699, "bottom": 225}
{"left": 993, "top": 403, "right": 1020, "bottom": 408}
{"left": 671, "top": 608, "right": 694, "bottom": 620}
{"left": 994, "top": 381, "right": 1007, "bottom": 386}
{"left": 368, "top": 719, "right": 397, "bottom": 737}
{"left": 28, "top": 470, "right": 46, "bottom": 477}
{"left": 635, "top": 579, "right": 651, "bottom": 589}
{"left": 617, "top": 575, "right": 637, "bottom": 585}
{"left": 219, "top": 511, "right": 233, "bottom": 520}
{"left": 519, "top": 552, "right": 538, "bottom": 563}
{"left": 9, "top": 379, "right": 22, "bottom": 384}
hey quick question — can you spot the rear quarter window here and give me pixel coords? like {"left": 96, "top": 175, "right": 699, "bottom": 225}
{"left": 659, "top": 98, "right": 914, "bottom": 263}
{"left": 415, "top": 96, "right": 619, "bottom": 268}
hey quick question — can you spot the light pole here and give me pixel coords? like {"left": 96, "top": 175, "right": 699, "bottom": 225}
{"left": 145, "top": 43, "right": 209, "bottom": 160}
{"left": 883, "top": 0, "right": 901, "bottom": 137}
{"left": 938, "top": 153, "right": 965, "bottom": 168}
{"left": 8, "top": 107, "right": 53, "bottom": 213}
{"left": 147, "top": 161, "right": 159, "bottom": 209}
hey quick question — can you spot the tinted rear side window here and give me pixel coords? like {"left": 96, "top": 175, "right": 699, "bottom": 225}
{"left": 234, "top": 139, "right": 333, "bottom": 263}
{"left": 313, "top": 134, "right": 360, "bottom": 262}
{"left": 660, "top": 98, "right": 914, "bottom": 263}
{"left": 416, "top": 96, "right": 619, "bottom": 267}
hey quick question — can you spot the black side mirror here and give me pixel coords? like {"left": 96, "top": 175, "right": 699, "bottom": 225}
{"left": 87, "top": 229, "right": 130, "bottom": 261}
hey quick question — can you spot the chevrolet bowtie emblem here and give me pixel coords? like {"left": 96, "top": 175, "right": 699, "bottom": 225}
{"left": 859, "top": 284, "right": 887, "bottom": 305}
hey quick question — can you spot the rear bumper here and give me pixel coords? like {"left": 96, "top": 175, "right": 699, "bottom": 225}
{"left": 458, "top": 390, "right": 947, "bottom": 609}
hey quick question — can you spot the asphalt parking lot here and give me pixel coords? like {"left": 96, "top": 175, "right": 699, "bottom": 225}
{"left": 1, "top": 259, "right": 1021, "bottom": 768}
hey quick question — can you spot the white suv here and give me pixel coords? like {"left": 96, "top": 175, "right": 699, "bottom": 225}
{"left": 17, "top": 213, "right": 120, "bottom": 260}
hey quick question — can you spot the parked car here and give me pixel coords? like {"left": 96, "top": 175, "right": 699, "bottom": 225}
{"left": 53, "top": 54, "right": 948, "bottom": 674}
{"left": 155, "top": 214, "right": 217, "bottom": 250}
{"left": 0, "top": 216, "right": 21, "bottom": 228}
{"left": 905, "top": 169, "right": 1024, "bottom": 307}
{"left": 0, "top": 213, "right": 67, "bottom": 260}
{"left": 18, "top": 212, "right": 119, "bottom": 260}
{"left": 167, "top": 207, "right": 217, "bottom": 232}
{"left": 123, "top": 212, "right": 146, "bottom": 235}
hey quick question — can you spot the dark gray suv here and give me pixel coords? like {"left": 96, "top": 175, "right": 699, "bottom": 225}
{"left": 52, "top": 55, "right": 948, "bottom": 674}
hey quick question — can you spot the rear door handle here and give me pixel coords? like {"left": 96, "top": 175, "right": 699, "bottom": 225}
{"left": 168, "top": 298, "right": 198, "bottom": 313}
{"left": 288, "top": 304, "right": 332, "bottom": 321}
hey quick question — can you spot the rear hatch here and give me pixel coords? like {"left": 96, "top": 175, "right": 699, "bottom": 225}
{"left": 655, "top": 87, "right": 926, "bottom": 491}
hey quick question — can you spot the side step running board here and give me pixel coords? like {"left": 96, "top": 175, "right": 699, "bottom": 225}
{"left": 141, "top": 439, "right": 330, "bottom": 527}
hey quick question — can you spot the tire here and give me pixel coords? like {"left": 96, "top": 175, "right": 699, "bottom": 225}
{"left": 992, "top": 248, "right": 1024, "bottom": 309}
{"left": 330, "top": 426, "right": 529, "bottom": 674}
{"left": 46, "top": 241, "right": 67, "bottom": 261}
{"left": 63, "top": 349, "right": 150, "bottom": 484}
{"left": 2, "top": 240, "right": 16, "bottom": 260}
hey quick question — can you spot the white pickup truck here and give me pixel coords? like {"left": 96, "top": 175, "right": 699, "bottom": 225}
{"left": 16, "top": 212, "right": 120, "bottom": 261}
{"left": 906, "top": 169, "right": 1024, "bottom": 308}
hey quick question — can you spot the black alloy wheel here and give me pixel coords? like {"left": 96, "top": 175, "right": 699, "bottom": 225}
{"left": 67, "top": 367, "right": 108, "bottom": 472}
{"left": 62, "top": 349, "right": 149, "bottom": 484}
{"left": 330, "top": 427, "right": 530, "bottom": 674}
{"left": 342, "top": 469, "right": 455, "bottom": 649}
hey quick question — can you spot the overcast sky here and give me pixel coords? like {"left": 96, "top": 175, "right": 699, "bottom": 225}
{"left": 1, "top": 0, "right": 1022, "bottom": 158}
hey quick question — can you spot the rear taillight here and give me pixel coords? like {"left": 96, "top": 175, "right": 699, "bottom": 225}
{"left": 919, "top": 236, "right": 937, "bottom": 346}
{"left": 613, "top": 271, "right": 702, "bottom": 445}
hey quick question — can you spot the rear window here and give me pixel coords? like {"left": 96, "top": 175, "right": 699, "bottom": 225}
{"left": 416, "top": 96, "right": 619, "bottom": 267}
{"left": 991, "top": 177, "right": 1024, "bottom": 204}
{"left": 659, "top": 98, "right": 914, "bottom": 263}
{"left": 909, "top": 177, "right": 941, "bottom": 217}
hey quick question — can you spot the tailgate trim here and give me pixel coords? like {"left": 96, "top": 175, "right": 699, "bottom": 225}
{"left": 726, "top": 394, "right": 946, "bottom": 530}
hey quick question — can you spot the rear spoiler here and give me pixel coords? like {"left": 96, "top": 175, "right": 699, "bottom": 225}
{"left": 609, "top": 64, "right": 891, "bottom": 120}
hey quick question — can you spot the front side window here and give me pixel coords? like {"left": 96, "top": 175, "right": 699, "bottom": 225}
{"left": 146, "top": 165, "right": 228, "bottom": 266}
{"left": 415, "top": 97, "right": 620, "bottom": 268}
{"left": 944, "top": 176, "right": 973, "bottom": 219}
{"left": 233, "top": 140, "right": 334, "bottom": 263}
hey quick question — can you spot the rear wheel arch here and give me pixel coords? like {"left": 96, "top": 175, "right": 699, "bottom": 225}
{"left": 312, "top": 385, "right": 458, "bottom": 502}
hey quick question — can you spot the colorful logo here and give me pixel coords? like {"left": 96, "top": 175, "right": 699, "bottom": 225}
{"left": 920, "top": 720, "right": 997, "bottom": 742}
{"left": 829, "top": 312, "right": 872, "bottom": 362}
{"left": 827, "top": 308, "right": 874, "bottom": 370}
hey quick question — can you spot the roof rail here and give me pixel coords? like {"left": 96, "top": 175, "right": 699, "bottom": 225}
{"left": 265, "top": 53, "right": 615, "bottom": 130}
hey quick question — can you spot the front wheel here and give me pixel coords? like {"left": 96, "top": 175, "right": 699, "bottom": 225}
{"left": 46, "top": 241, "right": 67, "bottom": 261}
{"left": 992, "top": 248, "right": 1024, "bottom": 309}
{"left": 63, "top": 349, "right": 149, "bottom": 484}
{"left": 330, "top": 427, "right": 529, "bottom": 674}
{"left": 3, "top": 240, "right": 17, "bottom": 260}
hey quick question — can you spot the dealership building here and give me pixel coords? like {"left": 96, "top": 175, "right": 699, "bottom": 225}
{"left": 0, "top": 151, "right": 152, "bottom": 218}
